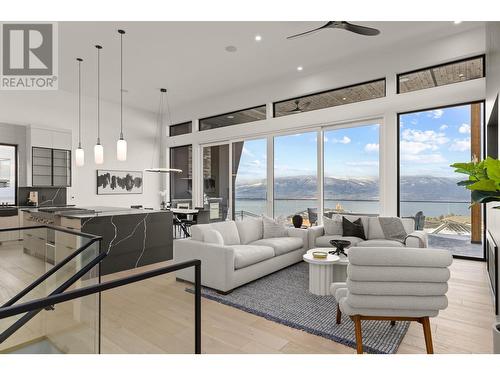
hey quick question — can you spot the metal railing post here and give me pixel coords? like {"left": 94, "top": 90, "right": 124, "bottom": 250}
{"left": 195, "top": 262, "right": 201, "bottom": 354}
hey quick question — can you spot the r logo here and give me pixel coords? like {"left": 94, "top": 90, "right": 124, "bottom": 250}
{"left": 2, "top": 23, "right": 53, "bottom": 75}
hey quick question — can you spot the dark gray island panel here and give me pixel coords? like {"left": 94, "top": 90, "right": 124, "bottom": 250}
{"left": 78, "top": 210, "right": 173, "bottom": 275}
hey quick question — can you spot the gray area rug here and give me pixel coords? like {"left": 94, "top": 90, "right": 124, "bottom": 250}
{"left": 190, "top": 262, "right": 409, "bottom": 354}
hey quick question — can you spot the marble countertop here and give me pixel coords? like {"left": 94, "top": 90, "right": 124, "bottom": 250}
{"left": 20, "top": 206, "right": 169, "bottom": 219}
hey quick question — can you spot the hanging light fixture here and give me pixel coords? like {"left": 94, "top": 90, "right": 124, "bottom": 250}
{"left": 144, "top": 88, "right": 182, "bottom": 174}
{"left": 75, "top": 57, "right": 85, "bottom": 167}
{"left": 94, "top": 45, "right": 104, "bottom": 165}
{"left": 116, "top": 29, "right": 127, "bottom": 161}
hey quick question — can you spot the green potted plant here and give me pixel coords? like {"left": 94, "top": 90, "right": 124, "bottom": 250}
{"left": 451, "top": 156, "right": 500, "bottom": 204}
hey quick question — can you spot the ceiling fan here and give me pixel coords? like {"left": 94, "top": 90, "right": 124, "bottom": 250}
{"left": 287, "top": 99, "right": 311, "bottom": 113}
{"left": 287, "top": 21, "right": 380, "bottom": 40}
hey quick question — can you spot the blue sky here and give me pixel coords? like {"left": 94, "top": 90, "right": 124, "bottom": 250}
{"left": 234, "top": 103, "right": 476, "bottom": 183}
{"left": 400, "top": 104, "right": 474, "bottom": 177}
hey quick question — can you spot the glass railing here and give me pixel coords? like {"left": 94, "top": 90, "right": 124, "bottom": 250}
{"left": 0, "top": 225, "right": 201, "bottom": 354}
{"left": 0, "top": 225, "right": 102, "bottom": 353}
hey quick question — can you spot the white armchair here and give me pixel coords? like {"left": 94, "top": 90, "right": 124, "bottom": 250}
{"left": 332, "top": 246, "right": 452, "bottom": 354}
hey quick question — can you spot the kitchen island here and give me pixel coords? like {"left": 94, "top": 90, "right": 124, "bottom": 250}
{"left": 22, "top": 206, "right": 173, "bottom": 275}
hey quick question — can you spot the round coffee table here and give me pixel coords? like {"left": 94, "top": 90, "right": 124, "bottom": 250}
{"left": 329, "top": 239, "right": 351, "bottom": 257}
{"left": 303, "top": 250, "right": 340, "bottom": 295}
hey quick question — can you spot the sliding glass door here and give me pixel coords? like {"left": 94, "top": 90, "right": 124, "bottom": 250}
{"left": 274, "top": 132, "right": 318, "bottom": 225}
{"left": 203, "top": 144, "right": 230, "bottom": 221}
{"left": 399, "top": 102, "right": 484, "bottom": 259}
{"left": 324, "top": 123, "right": 380, "bottom": 216}
{"left": 232, "top": 139, "right": 267, "bottom": 219}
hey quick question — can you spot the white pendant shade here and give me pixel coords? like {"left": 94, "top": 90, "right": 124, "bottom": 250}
{"left": 94, "top": 143, "right": 104, "bottom": 164}
{"left": 117, "top": 138, "right": 127, "bottom": 161}
{"left": 75, "top": 147, "right": 85, "bottom": 167}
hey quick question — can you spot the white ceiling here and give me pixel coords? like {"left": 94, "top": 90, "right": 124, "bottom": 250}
{"left": 58, "top": 21, "right": 484, "bottom": 115}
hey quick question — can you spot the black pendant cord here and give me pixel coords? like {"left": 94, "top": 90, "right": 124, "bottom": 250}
{"left": 96, "top": 45, "right": 102, "bottom": 144}
{"left": 77, "top": 58, "right": 83, "bottom": 148}
{"left": 119, "top": 30, "right": 125, "bottom": 140}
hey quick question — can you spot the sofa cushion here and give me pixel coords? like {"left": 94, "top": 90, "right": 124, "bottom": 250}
{"left": 204, "top": 229, "right": 224, "bottom": 245}
{"left": 323, "top": 214, "right": 342, "bottom": 235}
{"left": 315, "top": 235, "right": 364, "bottom": 248}
{"left": 232, "top": 245, "right": 275, "bottom": 270}
{"left": 357, "top": 239, "right": 404, "bottom": 247}
{"left": 192, "top": 221, "right": 241, "bottom": 245}
{"left": 251, "top": 237, "right": 303, "bottom": 256}
{"left": 342, "top": 217, "right": 366, "bottom": 240}
{"left": 401, "top": 218, "right": 415, "bottom": 234}
{"left": 236, "top": 217, "right": 263, "bottom": 244}
{"left": 262, "top": 216, "right": 287, "bottom": 239}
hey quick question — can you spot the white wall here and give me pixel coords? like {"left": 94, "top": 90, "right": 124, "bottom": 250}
{"left": 0, "top": 90, "right": 161, "bottom": 208}
{"left": 166, "top": 26, "right": 486, "bottom": 217}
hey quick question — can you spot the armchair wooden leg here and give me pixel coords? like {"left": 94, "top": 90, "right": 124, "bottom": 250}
{"left": 352, "top": 315, "right": 363, "bottom": 354}
{"left": 336, "top": 304, "right": 342, "bottom": 324}
{"left": 421, "top": 317, "right": 434, "bottom": 354}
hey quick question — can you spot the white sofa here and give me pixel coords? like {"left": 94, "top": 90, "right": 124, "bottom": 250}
{"left": 308, "top": 214, "right": 428, "bottom": 250}
{"left": 174, "top": 217, "right": 308, "bottom": 293}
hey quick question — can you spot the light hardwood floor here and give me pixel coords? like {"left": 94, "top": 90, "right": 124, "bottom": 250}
{"left": 0, "top": 240, "right": 495, "bottom": 354}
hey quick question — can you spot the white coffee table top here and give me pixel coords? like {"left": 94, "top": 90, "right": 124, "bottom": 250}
{"left": 306, "top": 248, "right": 349, "bottom": 265}
{"left": 303, "top": 249, "right": 340, "bottom": 265}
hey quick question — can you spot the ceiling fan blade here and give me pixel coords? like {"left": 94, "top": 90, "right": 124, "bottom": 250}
{"left": 341, "top": 22, "right": 380, "bottom": 36}
{"left": 286, "top": 23, "right": 331, "bottom": 40}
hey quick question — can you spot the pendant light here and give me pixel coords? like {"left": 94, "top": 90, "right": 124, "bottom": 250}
{"left": 116, "top": 29, "right": 127, "bottom": 161}
{"left": 144, "top": 88, "right": 182, "bottom": 174}
{"left": 75, "top": 57, "right": 85, "bottom": 167}
{"left": 94, "top": 45, "right": 104, "bottom": 165}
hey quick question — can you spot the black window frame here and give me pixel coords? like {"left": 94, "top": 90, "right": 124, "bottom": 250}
{"left": 396, "top": 54, "right": 486, "bottom": 94}
{"left": 273, "top": 78, "right": 386, "bottom": 118}
{"left": 169, "top": 121, "right": 192, "bottom": 137}
{"left": 396, "top": 99, "right": 487, "bottom": 262}
{"left": 199, "top": 105, "right": 267, "bottom": 132}
{"left": 0, "top": 143, "right": 18, "bottom": 206}
{"left": 32, "top": 146, "right": 72, "bottom": 188}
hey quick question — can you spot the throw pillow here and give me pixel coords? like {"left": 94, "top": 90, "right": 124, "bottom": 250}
{"left": 342, "top": 216, "right": 366, "bottom": 240}
{"left": 262, "top": 215, "right": 287, "bottom": 239}
{"left": 378, "top": 217, "right": 408, "bottom": 243}
{"left": 323, "top": 214, "right": 342, "bottom": 235}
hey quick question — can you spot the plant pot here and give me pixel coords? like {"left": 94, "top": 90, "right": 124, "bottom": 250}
{"left": 494, "top": 321, "right": 500, "bottom": 354}
{"left": 292, "top": 214, "right": 303, "bottom": 228}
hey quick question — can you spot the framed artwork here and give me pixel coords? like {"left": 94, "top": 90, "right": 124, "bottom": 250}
{"left": 96, "top": 170, "right": 143, "bottom": 195}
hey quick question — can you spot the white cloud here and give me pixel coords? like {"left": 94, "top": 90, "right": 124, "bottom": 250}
{"left": 449, "top": 138, "right": 471, "bottom": 152}
{"left": 458, "top": 123, "right": 471, "bottom": 134}
{"left": 345, "top": 161, "right": 379, "bottom": 167}
{"left": 439, "top": 124, "right": 448, "bottom": 131}
{"left": 400, "top": 140, "right": 432, "bottom": 155}
{"left": 401, "top": 129, "right": 449, "bottom": 155}
{"left": 429, "top": 109, "right": 444, "bottom": 119}
{"left": 401, "top": 153, "right": 447, "bottom": 163}
{"left": 364, "top": 143, "right": 379, "bottom": 153}
{"left": 241, "top": 147, "right": 254, "bottom": 157}
{"left": 331, "top": 136, "right": 351, "bottom": 144}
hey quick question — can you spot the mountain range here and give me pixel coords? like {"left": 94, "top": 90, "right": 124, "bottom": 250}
{"left": 235, "top": 175, "right": 470, "bottom": 202}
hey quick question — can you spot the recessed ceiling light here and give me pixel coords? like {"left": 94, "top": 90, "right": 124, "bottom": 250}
{"left": 297, "top": 66, "right": 303, "bottom": 71}
{"left": 342, "top": 97, "right": 347, "bottom": 101}
{"left": 454, "top": 21, "right": 462, "bottom": 24}
{"left": 255, "top": 35, "right": 262, "bottom": 42}
{"left": 227, "top": 115, "right": 235, "bottom": 119}
{"left": 225, "top": 45, "right": 237, "bottom": 53}
{"left": 400, "top": 77, "right": 410, "bottom": 83}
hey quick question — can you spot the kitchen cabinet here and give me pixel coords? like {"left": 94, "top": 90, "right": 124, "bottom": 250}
{"left": 0, "top": 209, "right": 21, "bottom": 242}
{"left": 32, "top": 147, "right": 71, "bottom": 187}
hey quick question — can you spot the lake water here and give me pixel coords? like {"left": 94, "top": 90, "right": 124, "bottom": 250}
{"left": 235, "top": 199, "right": 470, "bottom": 218}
